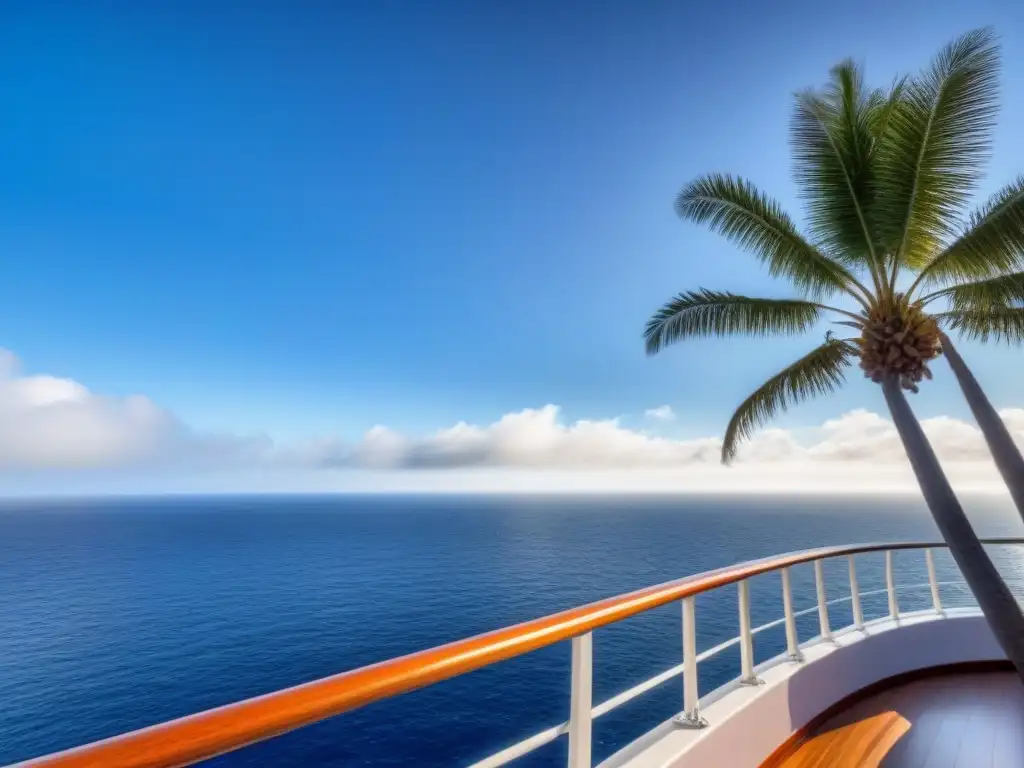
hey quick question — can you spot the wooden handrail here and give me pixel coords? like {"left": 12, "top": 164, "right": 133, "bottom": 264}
{"left": 14, "top": 537, "right": 1024, "bottom": 768}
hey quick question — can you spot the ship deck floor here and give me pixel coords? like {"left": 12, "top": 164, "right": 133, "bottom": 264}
{"left": 774, "top": 670, "right": 1024, "bottom": 767}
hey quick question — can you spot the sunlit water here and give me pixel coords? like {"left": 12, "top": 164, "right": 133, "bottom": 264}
{"left": 1, "top": 494, "right": 1022, "bottom": 766}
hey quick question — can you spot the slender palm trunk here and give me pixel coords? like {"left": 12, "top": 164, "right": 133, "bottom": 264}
{"left": 882, "top": 377, "right": 1024, "bottom": 681}
{"left": 940, "top": 332, "right": 1024, "bottom": 519}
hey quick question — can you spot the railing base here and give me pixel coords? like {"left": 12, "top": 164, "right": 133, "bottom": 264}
{"left": 788, "top": 652, "right": 805, "bottom": 664}
{"left": 673, "top": 712, "right": 708, "bottom": 730}
{"left": 740, "top": 676, "right": 765, "bottom": 687}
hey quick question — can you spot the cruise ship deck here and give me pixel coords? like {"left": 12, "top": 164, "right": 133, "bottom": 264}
{"left": 772, "top": 669, "right": 1024, "bottom": 767}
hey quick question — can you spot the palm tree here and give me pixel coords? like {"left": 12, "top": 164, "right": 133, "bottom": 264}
{"left": 937, "top": 325, "right": 1024, "bottom": 519}
{"left": 644, "top": 28, "right": 1024, "bottom": 677}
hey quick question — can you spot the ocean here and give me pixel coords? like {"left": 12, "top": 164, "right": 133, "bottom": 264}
{"left": 2, "top": 494, "right": 1023, "bottom": 766}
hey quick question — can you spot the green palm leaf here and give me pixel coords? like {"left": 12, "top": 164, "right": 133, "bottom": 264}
{"left": 938, "top": 306, "right": 1024, "bottom": 344}
{"left": 875, "top": 27, "right": 1000, "bottom": 269}
{"left": 867, "top": 76, "right": 908, "bottom": 146}
{"left": 912, "top": 176, "right": 1024, "bottom": 286}
{"left": 923, "top": 270, "right": 1024, "bottom": 311}
{"left": 791, "top": 60, "right": 880, "bottom": 279}
{"left": 675, "top": 174, "right": 863, "bottom": 299}
{"left": 644, "top": 290, "right": 821, "bottom": 355}
{"left": 649, "top": 29, "right": 1020, "bottom": 466}
{"left": 721, "top": 338, "right": 854, "bottom": 463}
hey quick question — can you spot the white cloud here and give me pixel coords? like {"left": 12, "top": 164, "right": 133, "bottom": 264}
{"left": 0, "top": 351, "right": 268, "bottom": 470}
{"left": 317, "top": 405, "right": 1022, "bottom": 474}
{"left": 644, "top": 405, "right": 676, "bottom": 421}
{"left": 2, "top": 348, "right": 1024, "bottom": 494}
{"left": 313, "top": 406, "right": 718, "bottom": 469}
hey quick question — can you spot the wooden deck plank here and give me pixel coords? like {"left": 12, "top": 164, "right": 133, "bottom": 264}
{"left": 772, "top": 672, "right": 1022, "bottom": 768}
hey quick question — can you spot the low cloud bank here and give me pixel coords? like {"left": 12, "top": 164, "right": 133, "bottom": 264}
{"left": 2, "top": 350, "right": 1022, "bottom": 492}
{"left": 307, "top": 405, "right": 1024, "bottom": 471}
{"left": 0, "top": 350, "right": 268, "bottom": 470}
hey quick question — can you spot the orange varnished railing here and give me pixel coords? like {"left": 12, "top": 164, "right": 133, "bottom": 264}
{"left": 14, "top": 538, "right": 1023, "bottom": 768}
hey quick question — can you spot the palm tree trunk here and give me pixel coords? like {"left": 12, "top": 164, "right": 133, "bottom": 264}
{"left": 882, "top": 376, "right": 1024, "bottom": 682}
{"left": 940, "top": 332, "right": 1024, "bottom": 519}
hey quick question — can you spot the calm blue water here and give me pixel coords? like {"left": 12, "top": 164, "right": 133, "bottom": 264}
{"left": 2, "top": 494, "right": 1023, "bottom": 766}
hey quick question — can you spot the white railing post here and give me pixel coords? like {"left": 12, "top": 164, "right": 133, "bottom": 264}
{"left": 848, "top": 555, "right": 864, "bottom": 630}
{"left": 886, "top": 550, "right": 899, "bottom": 620}
{"left": 781, "top": 567, "right": 803, "bottom": 662}
{"left": 567, "top": 633, "right": 592, "bottom": 768}
{"left": 674, "top": 596, "right": 705, "bottom": 728}
{"left": 814, "top": 560, "right": 832, "bottom": 641}
{"left": 926, "top": 548, "right": 944, "bottom": 614}
{"left": 738, "top": 579, "right": 762, "bottom": 684}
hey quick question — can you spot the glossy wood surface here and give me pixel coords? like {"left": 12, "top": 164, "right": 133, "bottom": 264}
{"left": 776, "top": 671, "right": 1024, "bottom": 767}
{"left": 17, "top": 538, "right": 1024, "bottom": 768}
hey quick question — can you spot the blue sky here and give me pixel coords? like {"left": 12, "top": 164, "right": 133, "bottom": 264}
{"left": 1, "top": 2, "right": 1024, "bottom": 493}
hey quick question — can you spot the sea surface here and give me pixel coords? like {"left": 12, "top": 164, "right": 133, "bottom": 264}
{"left": 2, "top": 494, "right": 1024, "bottom": 766}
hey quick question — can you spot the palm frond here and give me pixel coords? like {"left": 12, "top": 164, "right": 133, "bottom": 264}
{"left": 791, "top": 61, "right": 880, "bottom": 278}
{"left": 868, "top": 76, "right": 908, "bottom": 146}
{"left": 644, "top": 290, "right": 822, "bottom": 355}
{"left": 675, "top": 174, "right": 865, "bottom": 300}
{"left": 912, "top": 176, "right": 1024, "bottom": 287}
{"left": 721, "top": 339, "right": 854, "bottom": 463}
{"left": 938, "top": 306, "right": 1024, "bottom": 344}
{"left": 875, "top": 27, "right": 1000, "bottom": 269}
{"left": 923, "top": 270, "right": 1024, "bottom": 311}
{"left": 833, "top": 319, "right": 865, "bottom": 330}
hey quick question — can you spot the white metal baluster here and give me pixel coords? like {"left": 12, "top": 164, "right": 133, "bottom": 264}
{"left": 674, "top": 596, "right": 705, "bottom": 728}
{"left": 814, "top": 560, "right": 832, "bottom": 641}
{"left": 886, "top": 550, "right": 899, "bottom": 620}
{"left": 738, "top": 580, "right": 762, "bottom": 684}
{"left": 926, "top": 548, "right": 944, "bottom": 614}
{"left": 848, "top": 555, "right": 864, "bottom": 631}
{"left": 781, "top": 567, "right": 803, "bottom": 661}
{"left": 567, "top": 633, "right": 593, "bottom": 768}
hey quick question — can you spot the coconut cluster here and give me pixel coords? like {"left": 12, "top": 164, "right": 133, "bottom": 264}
{"left": 856, "top": 298, "right": 942, "bottom": 393}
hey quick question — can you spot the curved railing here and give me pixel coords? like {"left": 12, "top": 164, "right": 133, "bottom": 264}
{"left": 12, "top": 537, "right": 1024, "bottom": 768}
